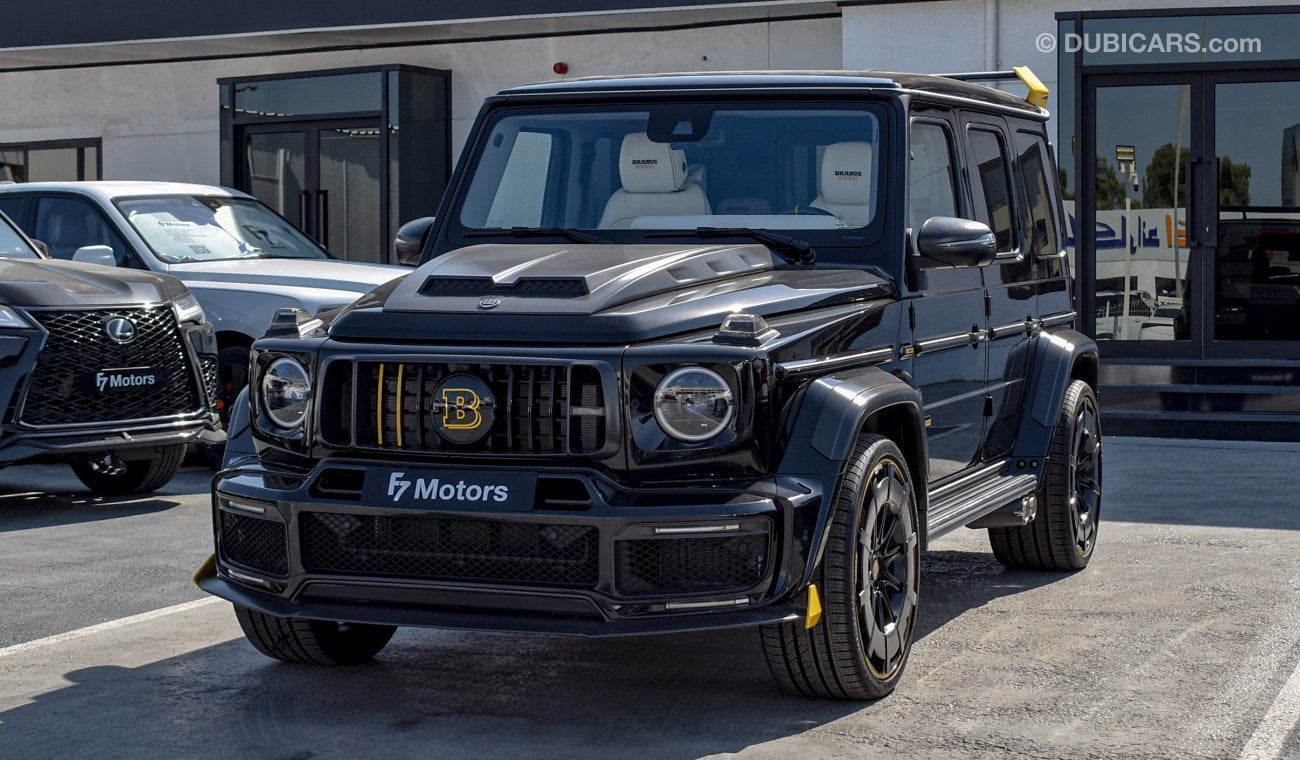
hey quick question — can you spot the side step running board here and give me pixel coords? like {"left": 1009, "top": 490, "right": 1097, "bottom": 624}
{"left": 926, "top": 472, "right": 1039, "bottom": 540}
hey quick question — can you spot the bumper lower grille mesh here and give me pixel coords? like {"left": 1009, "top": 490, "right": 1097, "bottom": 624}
{"left": 616, "top": 534, "right": 769, "bottom": 596}
{"left": 22, "top": 308, "right": 198, "bottom": 426}
{"left": 219, "top": 511, "right": 288, "bottom": 576}
{"left": 300, "top": 512, "right": 600, "bottom": 588}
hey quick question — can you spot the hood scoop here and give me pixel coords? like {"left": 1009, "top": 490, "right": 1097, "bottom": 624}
{"left": 384, "top": 242, "right": 777, "bottom": 316}
{"left": 419, "top": 276, "right": 589, "bottom": 298}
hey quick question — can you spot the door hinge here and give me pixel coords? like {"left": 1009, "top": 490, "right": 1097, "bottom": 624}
{"left": 983, "top": 395, "right": 993, "bottom": 417}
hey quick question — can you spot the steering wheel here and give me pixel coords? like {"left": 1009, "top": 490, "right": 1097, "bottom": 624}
{"left": 780, "top": 206, "right": 835, "bottom": 216}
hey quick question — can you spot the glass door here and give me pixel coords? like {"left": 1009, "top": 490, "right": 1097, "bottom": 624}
{"left": 238, "top": 120, "right": 382, "bottom": 262}
{"left": 1205, "top": 74, "right": 1300, "bottom": 356}
{"left": 1083, "top": 77, "right": 1198, "bottom": 352}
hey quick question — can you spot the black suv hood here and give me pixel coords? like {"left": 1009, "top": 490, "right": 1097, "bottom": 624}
{"left": 330, "top": 242, "right": 894, "bottom": 344}
{"left": 0, "top": 258, "right": 186, "bottom": 308}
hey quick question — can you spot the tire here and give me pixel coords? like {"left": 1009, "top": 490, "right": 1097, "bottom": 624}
{"left": 234, "top": 604, "right": 396, "bottom": 665}
{"left": 70, "top": 444, "right": 186, "bottom": 496}
{"left": 761, "top": 434, "right": 920, "bottom": 700}
{"left": 989, "top": 379, "right": 1102, "bottom": 571}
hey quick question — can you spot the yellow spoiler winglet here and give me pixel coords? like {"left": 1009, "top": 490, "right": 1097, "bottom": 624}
{"left": 1013, "top": 66, "right": 1050, "bottom": 109}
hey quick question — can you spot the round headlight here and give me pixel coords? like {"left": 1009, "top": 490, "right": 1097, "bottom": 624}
{"left": 261, "top": 357, "right": 311, "bottom": 429}
{"left": 653, "top": 367, "right": 735, "bottom": 443}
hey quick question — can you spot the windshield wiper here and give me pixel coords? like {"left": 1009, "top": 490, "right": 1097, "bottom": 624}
{"left": 464, "top": 227, "right": 603, "bottom": 244}
{"left": 644, "top": 227, "right": 815, "bottom": 265}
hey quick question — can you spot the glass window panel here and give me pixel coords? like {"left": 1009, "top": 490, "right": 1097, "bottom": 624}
{"left": 908, "top": 122, "right": 958, "bottom": 232}
{"left": 1092, "top": 84, "right": 1191, "bottom": 342}
{"left": 0, "top": 150, "right": 23, "bottom": 182}
{"left": 968, "top": 129, "right": 1016, "bottom": 251}
{"left": 233, "top": 73, "right": 381, "bottom": 119}
{"left": 1214, "top": 80, "right": 1300, "bottom": 341}
{"left": 33, "top": 196, "right": 136, "bottom": 267}
{"left": 319, "top": 127, "right": 382, "bottom": 262}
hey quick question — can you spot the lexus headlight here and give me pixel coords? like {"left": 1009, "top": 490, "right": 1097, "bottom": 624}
{"left": 652, "top": 367, "right": 735, "bottom": 442}
{"left": 261, "top": 357, "right": 311, "bottom": 429}
{"left": 0, "top": 305, "right": 32, "bottom": 329}
{"left": 171, "top": 294, "right": 205, "bottom": 324}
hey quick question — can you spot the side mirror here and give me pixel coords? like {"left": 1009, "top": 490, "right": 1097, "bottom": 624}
{"left": 30, "top": 239, "right": 49, "bottom": 257}
{"left": 394, "top": 216, "right": 435, "bottom": 266}
{"left": 72, "top": 244, "right": 117, "bottom": 268}
{"left": 916, "top": 217, "right": 997, "bottom": 269}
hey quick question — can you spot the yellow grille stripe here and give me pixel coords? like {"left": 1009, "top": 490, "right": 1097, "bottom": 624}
{"left": 376, "top": 363, "right": 385, "bottom": 446}
{"left": 395, "top": 364, "right": 404, "bottom": 448}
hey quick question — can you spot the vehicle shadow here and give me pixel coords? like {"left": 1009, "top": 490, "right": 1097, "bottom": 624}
{"left": 0, "top": 464, "right": 209, "bottom": 532}
{"left": 0, "top": 553, "right": 1067, "bottom": 760}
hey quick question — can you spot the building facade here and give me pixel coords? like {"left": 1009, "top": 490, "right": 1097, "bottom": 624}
{"left": 2, "top": 0, "right": 1298, "bottom": 439}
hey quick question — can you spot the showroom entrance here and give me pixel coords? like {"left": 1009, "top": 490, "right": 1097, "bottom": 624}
{"left": 1060, "top": 8, "right": 1300, "bottom": 439}
{"left": 219, "top": 65, "right": 451, "bottom": 265}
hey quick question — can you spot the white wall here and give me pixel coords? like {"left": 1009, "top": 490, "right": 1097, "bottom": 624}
{"left": 842, "top": 0, "right": 1300, "bottom": 140}
{"left": 0, "top": 15, "right": 842, "bottom": 185}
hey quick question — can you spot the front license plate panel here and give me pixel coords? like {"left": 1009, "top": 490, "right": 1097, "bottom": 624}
{"left": 363, "top": 469, "right": 538, "bottom": 512}
{"left": 83, "top": 367, "right": 166, "bottom": 394}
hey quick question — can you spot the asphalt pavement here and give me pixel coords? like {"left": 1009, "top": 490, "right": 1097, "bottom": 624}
{"left": 1, "top": 436, "right": 1300, "bottom": 759}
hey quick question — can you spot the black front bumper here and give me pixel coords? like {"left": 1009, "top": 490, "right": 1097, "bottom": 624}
{"left": 0, "top": 415, "right": 223, "bottom": 465}
{"left": 203, "top": 459, "right": 827, "bottom": 637}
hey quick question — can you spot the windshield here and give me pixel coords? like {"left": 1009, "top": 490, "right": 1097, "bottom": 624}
{"left": 117, "top": 195, "right": 329, "bottom": 264}
{"left": 457, "top": 103, "right": 883, "bottom": 244}
{"left": 0, "top": 215, "right": 40, "bottom": 259}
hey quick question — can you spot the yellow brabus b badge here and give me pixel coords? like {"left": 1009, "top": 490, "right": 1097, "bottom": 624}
{"left": 430, "top": 374, "right": 496, "bottom": 444}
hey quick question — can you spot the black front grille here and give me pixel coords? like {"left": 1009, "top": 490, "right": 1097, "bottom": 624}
{"left": 616, "top": 533, "right": 770, "bottom": 597}
{"left": 22, "top": 308, "right": 198, "bottom": 426}
{"left": 301, "top": 512, "right": 599, "bottom": 588}
{"left": 324, "top": 360, "right": 607, "bottom": 456}
{"left": 200, "top": 355, "right": 219, "bottom": 407}
{"left": 219, "top": 511, "right": 288, "bottom": 576}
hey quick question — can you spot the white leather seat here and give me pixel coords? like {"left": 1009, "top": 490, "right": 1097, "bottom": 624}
{"left": 597, "top": 133, "right": 710, "bottom": 228}
{"left": 810, "top": 141, "right": 874, "bottom": 227}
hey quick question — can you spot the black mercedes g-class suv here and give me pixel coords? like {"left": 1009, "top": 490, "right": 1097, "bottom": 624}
{"left": 0, "top": 209, "right": 222, "bottom": 494}
{"left": 199, "top": 69, "right": 1101, "bottom": 700}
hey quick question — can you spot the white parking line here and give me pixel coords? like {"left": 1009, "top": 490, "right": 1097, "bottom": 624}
{"left": 0, "top": 597, "right": 221, "bottom": 660}
{"left": 1242, "top": 656, "right": 1300, "bottom": 759}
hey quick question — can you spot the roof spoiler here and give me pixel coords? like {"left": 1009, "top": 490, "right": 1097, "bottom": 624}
{"left": 937, "top": 66, "right": 1049, "bottom": 109}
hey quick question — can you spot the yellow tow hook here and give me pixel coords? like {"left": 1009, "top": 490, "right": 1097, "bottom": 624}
{"left": 804, "top": 583, "right": 823, "bottom": 629}
{"left": 193, "top": 553, "right": 217, "bottom": 587}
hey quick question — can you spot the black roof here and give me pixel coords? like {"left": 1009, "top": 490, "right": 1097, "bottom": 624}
{"left": 498, "top": 70, "right": 1045, "bottom": 116}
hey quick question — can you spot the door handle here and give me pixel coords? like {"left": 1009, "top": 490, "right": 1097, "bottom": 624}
{"left": 298, "top": 190, "right": 310, "bottom": 228}
{"left": 968, "top": 325, "right": 986, "bottom": 347}
{"left": 317, "top": 190, "right": 329, "bottom": 248}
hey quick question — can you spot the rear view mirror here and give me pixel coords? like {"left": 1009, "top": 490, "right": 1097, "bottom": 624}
{"left": 72, "top": 244, "right": 117, "bottom": 268}
{"left": 916, "top": 217, "right": 996, "bottom": 269}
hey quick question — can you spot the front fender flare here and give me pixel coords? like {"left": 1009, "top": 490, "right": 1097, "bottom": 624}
{"left": 776, "top": 366, "right": 929, "bottom": 591}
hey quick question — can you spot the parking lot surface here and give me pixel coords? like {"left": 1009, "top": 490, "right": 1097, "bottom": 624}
{"left": 2, "top": 438, "right": 1300, "bottom": 759}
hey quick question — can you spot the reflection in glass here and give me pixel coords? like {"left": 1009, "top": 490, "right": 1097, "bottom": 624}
{"left": 1091, "top": 84, "right": 1191, "bottom": 342}
{"left": 244, "top": 132, "right": 307, "bottom": 227}
{"left": 319, "top": 128, "right": 381, "bottom": 262}
{"left": 1214, "top": 81, "right": 1300, "bottom": 341}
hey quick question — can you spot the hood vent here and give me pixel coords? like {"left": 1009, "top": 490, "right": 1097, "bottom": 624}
{"left": 419, "top": 276, "right": 589, "bottom": 298}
